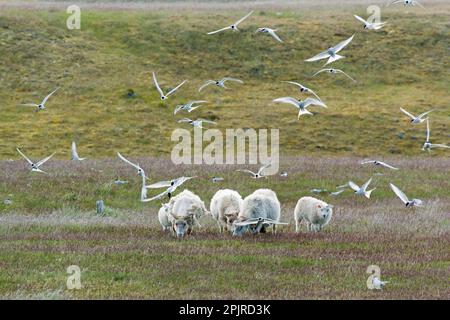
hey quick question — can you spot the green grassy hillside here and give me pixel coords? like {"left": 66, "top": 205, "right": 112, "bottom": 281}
{"left": 0, "top": 5, "right": 449, "bottom": 159}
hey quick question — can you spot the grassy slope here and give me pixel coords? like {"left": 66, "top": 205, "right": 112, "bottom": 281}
{"left": 0, "top": 3, "right": 449, "bottom": 300}
{"left": 0, "top": 5, "right": 449, "bottom": 159}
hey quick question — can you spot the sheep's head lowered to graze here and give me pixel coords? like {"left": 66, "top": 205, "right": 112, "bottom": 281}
{"left": 170, "top": 212, "right": 195, "bottom": 239}
{"left": 224, "top": 211, "right": 239, "bottom": 230}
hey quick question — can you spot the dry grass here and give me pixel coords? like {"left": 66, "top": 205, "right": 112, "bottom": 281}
{"left": 0, "top": 156, "right": 449, "bottom": 299}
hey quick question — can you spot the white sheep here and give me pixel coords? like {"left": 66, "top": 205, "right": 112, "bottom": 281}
{"left": 166, "top": 189, "right": 208, "bottom": 238}
{"left": 294, "top": 196, "right": 333, "bottom": 232}
{"left": 210, "top": 189, "right": 243, "bottom": 233}
{"left": 157, "top": 203, "right": 171, "bottom": 231}
{"left": 233, "top": 188, "right": 283, "bottom": 236}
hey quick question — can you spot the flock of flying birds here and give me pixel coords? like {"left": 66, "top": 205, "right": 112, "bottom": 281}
{"left": 11, "top": 0, "right": 447, "bottom": 210}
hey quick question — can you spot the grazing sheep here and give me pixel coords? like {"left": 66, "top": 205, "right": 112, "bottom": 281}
{"left": 210, "top": 189, "right": 243, "bottom": 233}
{"left": 233, "top": 188, "right": 283, "bottom": 236}
{"left": 158, "top": 203, "right": 171, "bottom": 231}
{"left": 166, "top": 189, "right": 208, "bottom": 238}
{"left": 294, "top": 196, "right": 333, "bottom": 232}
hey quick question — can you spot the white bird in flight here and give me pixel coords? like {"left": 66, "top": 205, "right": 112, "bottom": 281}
{"left": 20, "top": 87, "right": 59, "bottom": 111}
{"left": 387, "top": 0, "right": 424, "bottom": 8}
{"left": 117, "top": 152, "right": 149, "bottom": 180}
{"left": 313, "top": 68, "right": 357, "bottom": 83}
{"left": 282, "top": 81, "right": 323, "bottom": 101}
{"left": 273, "top": 97, "right": 327, "bottom": 118}
{"left": 16, "top": 148, "right": 55, "bottom": 174}
{"left": 207, "top": 11, "right": 254, "bottom": 35}
{"left": 389, "top": 183, "right": 423, "bottom": 207}
{"left": 152, "top": 72, "right": 186, "bottom": 101}
{"left": 117, "top": 152, "right": 151, "bottom": 200}
{"left": 361, "top": 160, "right": 398, "bottom": 170}
{"left": 422, "top": 119, "right": 450, "bottom": 151}
{"left": 400, "top": 107, "right": 433, "bottom": 124}
{"left": 348, "top": 178, "right": 376, "bottom": 198}
{"left": 178, "top": 118, "right": 217, "bottom": 128}
{"left": 236, "top": 163, "right": 272, "bottom": 179}
{"left": 330, "top": 189, "right": 345, "bottom": 196}
{"left": 354, "top": 15, "right": 386, "bottom": 30}
{"left": 198, "top": 78, "right": 243, "bottom": 92}
{"left": 71, "top": 141, "right": 86, "bottom": 161}
{"left": 142, "top": 176, "right": 195, "bottom": 202}
{"left": 174, "top": 101, "right": 207, "bottom": 115}
{"left": 305, "top": 34, "right": 355, "bottom": 65}
{"left": 255, "top": 27, "right": 283, "bottom": 43}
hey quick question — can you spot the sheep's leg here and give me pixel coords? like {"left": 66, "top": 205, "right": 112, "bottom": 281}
{"left": 295, "top": 218, "right": 301, "bottom": 233}
{"left": 272, "top": 224, "right": 277, "bottom": 234}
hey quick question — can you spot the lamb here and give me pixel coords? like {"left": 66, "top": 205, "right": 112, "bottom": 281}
{"left": 210, "top": 189, "right": 243, "bottom": 233}
{"left": 294, "top": 196, "right": 333, "bottom": 232}
{"left": 166, "top": 189, "right": 208, "bottom": 238}
{"left": 233, "top": 188, "right": 284, "bottom": 236}
{"left": 158, "top": 203, "right": 171, "bottom": 231}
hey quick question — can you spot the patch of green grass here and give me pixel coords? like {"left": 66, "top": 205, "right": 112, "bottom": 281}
{"left": 0, "top": 6, "right": 449, "bottom": 158}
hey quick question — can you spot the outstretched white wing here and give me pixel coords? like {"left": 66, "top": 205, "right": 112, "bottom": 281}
{"left": 258, "top": 163, "right": 271, "bottom": 175}
{"left": 303, "top": 97, "right": 327, "bottom": 108}
{"left": 36, "top": 152, "right": 55, "bottom": 167}
{"left": 387, "top": 0, "right": 404, "bottom": 7}
{"left": 117, "top": 152, "right": 141, "bottom": 171}
{"left": 198, "top": 80, "right": 216, "bottom": 92}
{"left": 348, "top": 181, "right": 360, "bottom": 192}
{"left": 312, "top": 69, "right": 330, "bottom": 77}
{"left": 234, "top": 11, "right": 254, "bottom": 26}
{"left": 166, "top": 80, "right": 187, "bottom": 97}
{"left": 354, "top": 15, "right": 368, "bottom": 25}
{"left": 197, "top": 118, "right": 217, "bottom": 125}
{"left": 399, "top": 107, "right": 416, "bottom": 120}
{"left": 417, "top": 109, "right": 433, "bottom": 119}
{"left": 173, "top": 176, "right": 195, "bottom": 187}
{"left": 146, "top": 180, "right": 173, "bottom": 189}
{"left": 361, "top": 177, "right": 373, "bottom": 191}
{"left": 16, "top": 148, "right": 33, "bottom": 165}
{"left": 273, "top": 97, "right": 300, "bottom": 109}
{"left": 222, "top": 77, "right": 243, "bottom": 84}
{"left": 268, "top": 29, "right": 283, "bottom": 43}
{"left": 430, "top": 144, "right": 450, "bottom": 149}
{"left": 152, "top": 72, "right": 164, "bottom": 98}
{"left": 336, "top": 69, "right": 357, "bottom": 82}
{"left": 71, "top": 141, "right": 79, "bottom": 159}
{"left": 141, "top": 189, "right": 169, "bottom": 202}
{"left": 207, "top": 26, "right": 231, "bottom": 35}
{"left": 305, "top": 51, "right": 330, "bottom": 62}
{"left": 378, "top": 161, "right": 399, "bottom": 170}
{"left": 236, "top": 169, "right": 256, "bottom": 176}
{"left": 41, "top": 87, "right": 60, "bottom": 104}
{"left": 413, "top": 0, "right": 424, "bottom": 8}
{"left": 389, "top": 183, "right": 409, "bottom": 204}
{"left": 333, "top": 34, "right": 355, "bottom": 53}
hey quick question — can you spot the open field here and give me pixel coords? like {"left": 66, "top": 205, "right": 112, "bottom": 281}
{"left": 0, "top": 0, "right": 449, "bottom": 300}
{"left": 0, "top": 156, "right": 449, "bottom": 299}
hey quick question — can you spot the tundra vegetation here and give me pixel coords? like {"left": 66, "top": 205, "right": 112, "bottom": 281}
{"left": 0, "top": 1, "right": 449, "bottom": 299}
